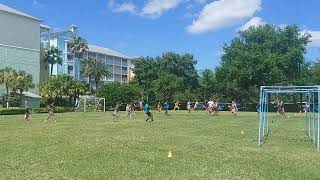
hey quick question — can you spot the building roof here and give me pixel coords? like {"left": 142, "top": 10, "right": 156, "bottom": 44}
{"left": 88, "top": 44, "right": 131, "bottom": 59}
{"left": 23, "top": 92, "right": 42, "bottom": 99}
{"left": 0, "top": 4, "right": 41, "bottom": 21}
{"left": 40, "top": 24, "right": 52, "bottom": 30}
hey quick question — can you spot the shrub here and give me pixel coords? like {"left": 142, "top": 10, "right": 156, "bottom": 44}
{"left": 54, "top": 106, "right": 76, "bottom": 113}
{"left": 0, "top": 108, "right": 26, "bottom": 115}
{"left": 0, "top": 95, "right": 20, "bottom": 108}
{"left": 31, "top": 108, "right": 48, "bottom": 114}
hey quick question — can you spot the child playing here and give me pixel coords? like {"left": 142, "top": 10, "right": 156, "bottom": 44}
{"left": 145, "top": 102, "right": 153, "bottom": 122}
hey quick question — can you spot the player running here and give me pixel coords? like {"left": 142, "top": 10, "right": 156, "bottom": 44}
{"left": 123, "top": 104, "right": 133, "bottom": 119}
{"left": 23, "top": 100, "right": 30, "bottom": 122}
{"left": 112, "top": 103, "right": 120, "bottom": 120}
{"left": 207, "top": 99, "right": 214, "bottom": 115}
{"left": 44, "top": 102, "right": 55, "bottom": 123}
{"left": 213, "top": 100, "right": 219, "bottom": 115}
{"left": 157, "top": 102, "right": 162, "bottom": 112}
{"left": 194, "top": 101, "right": 199, "bottom": 112}
{"left": 229, "top": 100, "right": 238, "bottom": 116}
{"left": 163, "top": 101, "right": 169, "bottom": 115}
{"left": 187, "top": 100, "right": 192, "bottom": 113}
{"left": 173, "top": 101, "right": 180, "bottom": 111}
{"left": 145, "top": 102, "right": 153, "bottom": 122}
{"left": 277, "top": 100, "right": 285, "bottom": 116}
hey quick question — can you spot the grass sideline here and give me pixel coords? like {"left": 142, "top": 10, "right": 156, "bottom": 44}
{"left": 0, "top": 111, "right": 320, "bottom": 179}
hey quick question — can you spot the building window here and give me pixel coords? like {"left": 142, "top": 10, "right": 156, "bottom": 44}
{"left": 88, "top": 52, "right": 96, "bottom": 59}
{"left": 107, "top": 56, "right": 113, "bottom": 64}
{"left": 122, "top": 59, "right": 128, "bottom": 66}
{"left": 122, "top": 75, "right": 128, "bottom": 83}
{"left": 122, "top": 67, "right": 128, "bottom": 75}
{"left": 114, "top": 57, "right": 121, "bottom": 66}
{"left": 68, "top": 66, "right": 73, "bottom": 76}
{"left": 114, "top": 74, "right": 121, "bottom": 82}
{"left": 107, "top": 65, "right": 113, "bottom": 73}
{"left": 114, "top": 66, "right": 121, "bottom": 74}
{"left": 97, "top": 54, "right": 105, "bottom": 62}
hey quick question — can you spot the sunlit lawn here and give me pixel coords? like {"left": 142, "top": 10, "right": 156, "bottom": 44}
{"left": 0, "top": 110, "right": 319, "bottom": 179}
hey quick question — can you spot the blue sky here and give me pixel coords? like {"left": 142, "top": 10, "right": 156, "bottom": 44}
{"left": 1, "top": 0, "right": 319, "bottom": 70}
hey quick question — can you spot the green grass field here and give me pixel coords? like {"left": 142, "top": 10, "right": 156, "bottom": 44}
{"left": 1, "top": 111, "right": 320, "bottom": 179}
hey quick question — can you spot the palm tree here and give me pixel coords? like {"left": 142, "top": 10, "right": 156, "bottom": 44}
{"left": 81, "top": 57, "right": 95, "bottom": 93}
{"left": 92, "top": 59, "right": 112, "bottom": 92}
{"left": 68, "top": 36, "right": 88, "bottom": 59}
{"left": 15, "top": 71, "right": 35, "bottom": 107}
{"left": 81, "top": 57, "right": 111, "bottom": 94}
{"left": 44, "top": 46, "right": 63, "bottom": 75}
{"left": 0, "top": 67, "right": 17, "bottom": 95}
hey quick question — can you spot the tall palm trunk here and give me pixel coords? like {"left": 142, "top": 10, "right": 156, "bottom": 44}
{"left": 89, "top": 75, "right": 92, "bottom": 94}
{"left": 5, "top": 84, "right": 9, "bottom": 95}
{"left": 95, "top": 79, "right": 99, "bottom": 95}
{"left": 19, "top": 89, "right": 24, "bottom": 108}
{"left": 50, "top": 63, "right": 54, "bottom": 75}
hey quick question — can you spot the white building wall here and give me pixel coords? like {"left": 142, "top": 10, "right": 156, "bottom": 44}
{"left": 0, "top": 11, "right": 40, "bottom": 50}
{"left": 0, "top": 10, "right": 41, "bottom": 94}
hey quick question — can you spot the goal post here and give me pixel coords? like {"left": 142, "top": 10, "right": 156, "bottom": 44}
{"left": 75, "top": 96, "right": 106, "bottom": 112}
{"left": 258, "top": 86, "right": 320, "bottom": 151}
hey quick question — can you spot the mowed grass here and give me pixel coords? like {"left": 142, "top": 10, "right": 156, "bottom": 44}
{"left": 1, "top": 111, "right": 320, "bottom": 179}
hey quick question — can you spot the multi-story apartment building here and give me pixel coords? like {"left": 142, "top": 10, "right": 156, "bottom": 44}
{"left": 0, "top": 3, "right": 135, "bottom": 107}
{"left": 49, "top": 25, "right": 135, "bottom": 85}
{"left": 0, "top": 4, "right": 41, "bottom": 94}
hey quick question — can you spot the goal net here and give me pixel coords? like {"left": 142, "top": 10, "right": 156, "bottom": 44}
{"left": 75, "top": 96, "right": 106, "bottom": 112}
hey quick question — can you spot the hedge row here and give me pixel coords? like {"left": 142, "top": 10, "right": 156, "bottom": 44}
{"left": 0, "top": 107, "right": 77, "bottom": 115}
{"left": 0, "top": 108, "right": 26, "bottom": 115}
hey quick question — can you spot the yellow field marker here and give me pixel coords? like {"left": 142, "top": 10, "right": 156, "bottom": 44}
{"left": 168, "top": 151, "right": 172, "bottom": 158}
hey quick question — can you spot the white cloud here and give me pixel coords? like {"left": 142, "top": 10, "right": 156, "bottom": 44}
{"left": 108, "top": 1, "right": 137, "bottom": 14}
{"left": 32, "top": 0, "right": 44, "bottom": 8}
{"left": 114, "top": 2, "right": 136, "bottom": 13}
{"left": 141, "top": 0, "right": 183, "bottom": 18}
{"left": 301, "top": 30, "right": 320, "bottom": 47}
{"left": 239, "top": 17, "right": 265, "bottom": 31}
{"left": 187, "top": 0, "right": 262, "bottom": 34}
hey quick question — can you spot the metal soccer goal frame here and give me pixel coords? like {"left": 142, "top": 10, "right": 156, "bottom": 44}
{"left": 258, "top": 86, "right": 320, "bottom": 151}
{"left": 75, "top": 96, "right": 106, "bottom": 112}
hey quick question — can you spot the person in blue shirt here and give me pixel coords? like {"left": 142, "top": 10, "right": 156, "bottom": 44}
{"left": 145, "top": 102, "right": 153, "bottom": 122}
{"left": 163, "top": 101, "right": 169, "bottom": 115}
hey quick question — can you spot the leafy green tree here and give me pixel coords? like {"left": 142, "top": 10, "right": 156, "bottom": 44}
{"left": 198, "top": 69, "right": 217, "bottom": 100}
{"left": 154, "top": 72, "right": 182, "bottom": 101}
{"left": 39, "top": 75, "right": 85, "bottom": 106}
{"left": 132, "top": 57, "right": 158, "bottom": 98}
{"left": 132, "top": 52, "right": 199, "bottom": 101}
{"left": 158, "top": 52, "right": 198, "bottom": 90}
{"left": 97, "top": 83, "right": 141, "bottom": 107}
{"left": 310, "top": 60, "right": 320, "bottom": 84}
{"left": 216, "top": 24, "right": 311, "bottom": 103}
{"left": 68, "top": 79, "right": 86, "bottom": 103}
{"left": 44, "top": 46, "right": 63, "bottom": 75}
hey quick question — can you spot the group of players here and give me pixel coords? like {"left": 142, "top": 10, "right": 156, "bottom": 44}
{"left": 22, "top": 99, "right": 239, "bottom": 123}
{"left": 111, "top": 100, "right": 239, "bottom": 122}
{"left": 23, "top": 102, "right": 56, "bottom": 123}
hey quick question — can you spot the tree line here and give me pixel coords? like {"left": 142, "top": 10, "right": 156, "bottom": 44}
{"left": 131, "top": 24, "right": 319, "bottom": 104}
